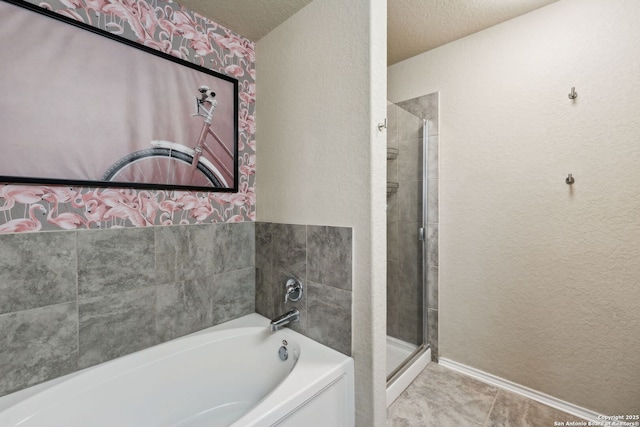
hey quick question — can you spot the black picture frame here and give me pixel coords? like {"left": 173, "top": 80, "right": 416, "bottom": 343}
{"left": 0, "top": 0, "right": 239, "bottom": 192}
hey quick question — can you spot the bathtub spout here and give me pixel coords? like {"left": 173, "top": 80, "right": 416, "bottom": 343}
{"left": 270, "top": 308, "right": 300, "bottom": 332}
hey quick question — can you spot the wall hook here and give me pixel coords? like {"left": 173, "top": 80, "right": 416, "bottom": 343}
{"left": 377, "top": 118, "right": 387, "bottom": 132}
{"left": 568, "top": 87, "right": 578, "bottom": 100}
{"left": 566, "top": 173, "right": 575, "bottom": 184}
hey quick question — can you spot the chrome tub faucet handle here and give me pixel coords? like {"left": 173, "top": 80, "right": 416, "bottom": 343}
{"left": 284, "top": 277, "right": 303, "bottom": 303}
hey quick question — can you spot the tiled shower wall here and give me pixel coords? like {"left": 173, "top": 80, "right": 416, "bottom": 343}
{"left": 255, "top": 222, "right": 353, "bottom": 356}
{"left": 0, "top": 221, "right": 353, "bottom": 397}
{"left": 387, "top": 93, "right": 439, "bottom": 359}
{"left": 0, "top": 223, "right": 255, "bottom": 397}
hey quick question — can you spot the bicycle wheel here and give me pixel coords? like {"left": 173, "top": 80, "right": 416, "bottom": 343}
{"left": 103, "top": 148, "right": 223, "bottom": 188}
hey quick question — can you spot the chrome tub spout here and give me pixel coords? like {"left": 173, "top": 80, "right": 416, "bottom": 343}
{"left": 270, "top": 308, "right": 300, "bottom": 332}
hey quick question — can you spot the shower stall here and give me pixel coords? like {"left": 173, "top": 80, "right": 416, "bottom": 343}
{"left": 386, "top": 93, "right": 439, "bottom": 405}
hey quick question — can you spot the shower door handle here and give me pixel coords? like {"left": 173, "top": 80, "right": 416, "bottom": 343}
{"left": 419, "top": 227, "right": 425, "bottom": 241}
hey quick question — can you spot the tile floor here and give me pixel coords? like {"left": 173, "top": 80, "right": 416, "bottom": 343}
{"left": 388, "top": 363, "right": 587, "bottom": 427}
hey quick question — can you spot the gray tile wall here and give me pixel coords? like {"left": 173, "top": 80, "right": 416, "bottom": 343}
{"left": 389, "top": 92, "right": 440, "bottom": 360}
{"left": 0, "top": 222, "right": 255, "bottom": 396}
{"left": 255, "top": 222, "right": 353, "bottom": 356}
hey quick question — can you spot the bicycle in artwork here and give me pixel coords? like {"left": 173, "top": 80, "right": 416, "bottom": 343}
{"left": 103, "top": 86, "right": 232, "bottom": 188}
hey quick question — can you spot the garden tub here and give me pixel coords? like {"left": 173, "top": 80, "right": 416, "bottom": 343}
{"left": 0, "top": 314, "right": 354, "bottom": 426}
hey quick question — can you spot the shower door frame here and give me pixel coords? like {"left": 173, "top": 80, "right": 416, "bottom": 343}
{"left": 386, "top": 118, "right": 431, "bottom": 385}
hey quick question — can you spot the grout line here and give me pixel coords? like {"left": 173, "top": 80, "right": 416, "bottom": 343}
{"left": 0, "top": 300, "right": 77, "bottom": 320}
{"left": 75, "top": 230, "right": 80, "bottom": 358}
{"left": 153, "top": 226, "right": 158, "bottom": 341}
{"left": 482, "top": 390, "right": 499, "bottom": 427}
{"left": 412, "top": 365, "right": 494, "bottom": 423}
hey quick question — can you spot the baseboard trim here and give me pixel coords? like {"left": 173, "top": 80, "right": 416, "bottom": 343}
{"left": 438, "top": 358, "right": 604, "bottom": 423}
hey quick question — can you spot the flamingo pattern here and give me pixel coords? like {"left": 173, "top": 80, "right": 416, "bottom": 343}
{"left": 0, "top": 204, "right": 47, "bottom": 233}
{"left": 0, "top": 184, "right": 256, "bottom": 233}
{"left": 1, "top": 0, "right": 256, "bottom": 234}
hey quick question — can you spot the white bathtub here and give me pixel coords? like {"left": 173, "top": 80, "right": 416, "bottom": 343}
{"left": 0, "top": 314, "right": 354, "bottom": 427}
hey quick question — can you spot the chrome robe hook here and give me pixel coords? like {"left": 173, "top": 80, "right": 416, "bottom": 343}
{"left": 566, "top": 174, "right": 575, "bottom": 184}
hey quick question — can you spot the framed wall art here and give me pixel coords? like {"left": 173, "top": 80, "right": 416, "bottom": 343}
{"left": 0, "top": 0, "right": 239, "bottom": 192}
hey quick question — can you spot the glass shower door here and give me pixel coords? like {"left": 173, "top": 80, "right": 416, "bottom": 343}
{"left": 386, "top": 102, "right": 428, "bottom": 380}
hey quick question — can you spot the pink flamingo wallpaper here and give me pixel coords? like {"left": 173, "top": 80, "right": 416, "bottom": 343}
{"left": 0, "top": 0, "right": 256, "bottom": 233}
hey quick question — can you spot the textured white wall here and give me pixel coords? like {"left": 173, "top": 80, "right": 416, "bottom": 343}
{"left": 255, "top": 0, "right": 387, "bottom": 425}
{"left": 389, "top": 0, "right": 640, "bottom": 415}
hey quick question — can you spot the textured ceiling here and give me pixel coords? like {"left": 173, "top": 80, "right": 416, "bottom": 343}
{"left": 177, "top": 0, "right": 560, "bottom": 65}
{"left": 387, "top": 0, "right": 559, "bottom": 64}
{"left": 176, "top": 0, "right": 314, "bottom": 42}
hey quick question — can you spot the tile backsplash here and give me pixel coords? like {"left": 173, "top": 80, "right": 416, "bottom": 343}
{"left": 0, "top": 222, "right": 255, "bottom": 396}
{"left": 255, "top": 222, "right": 353, "bottom": 356}
{"left": 0, "top": 220, "right": 353, "bottom": 397}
